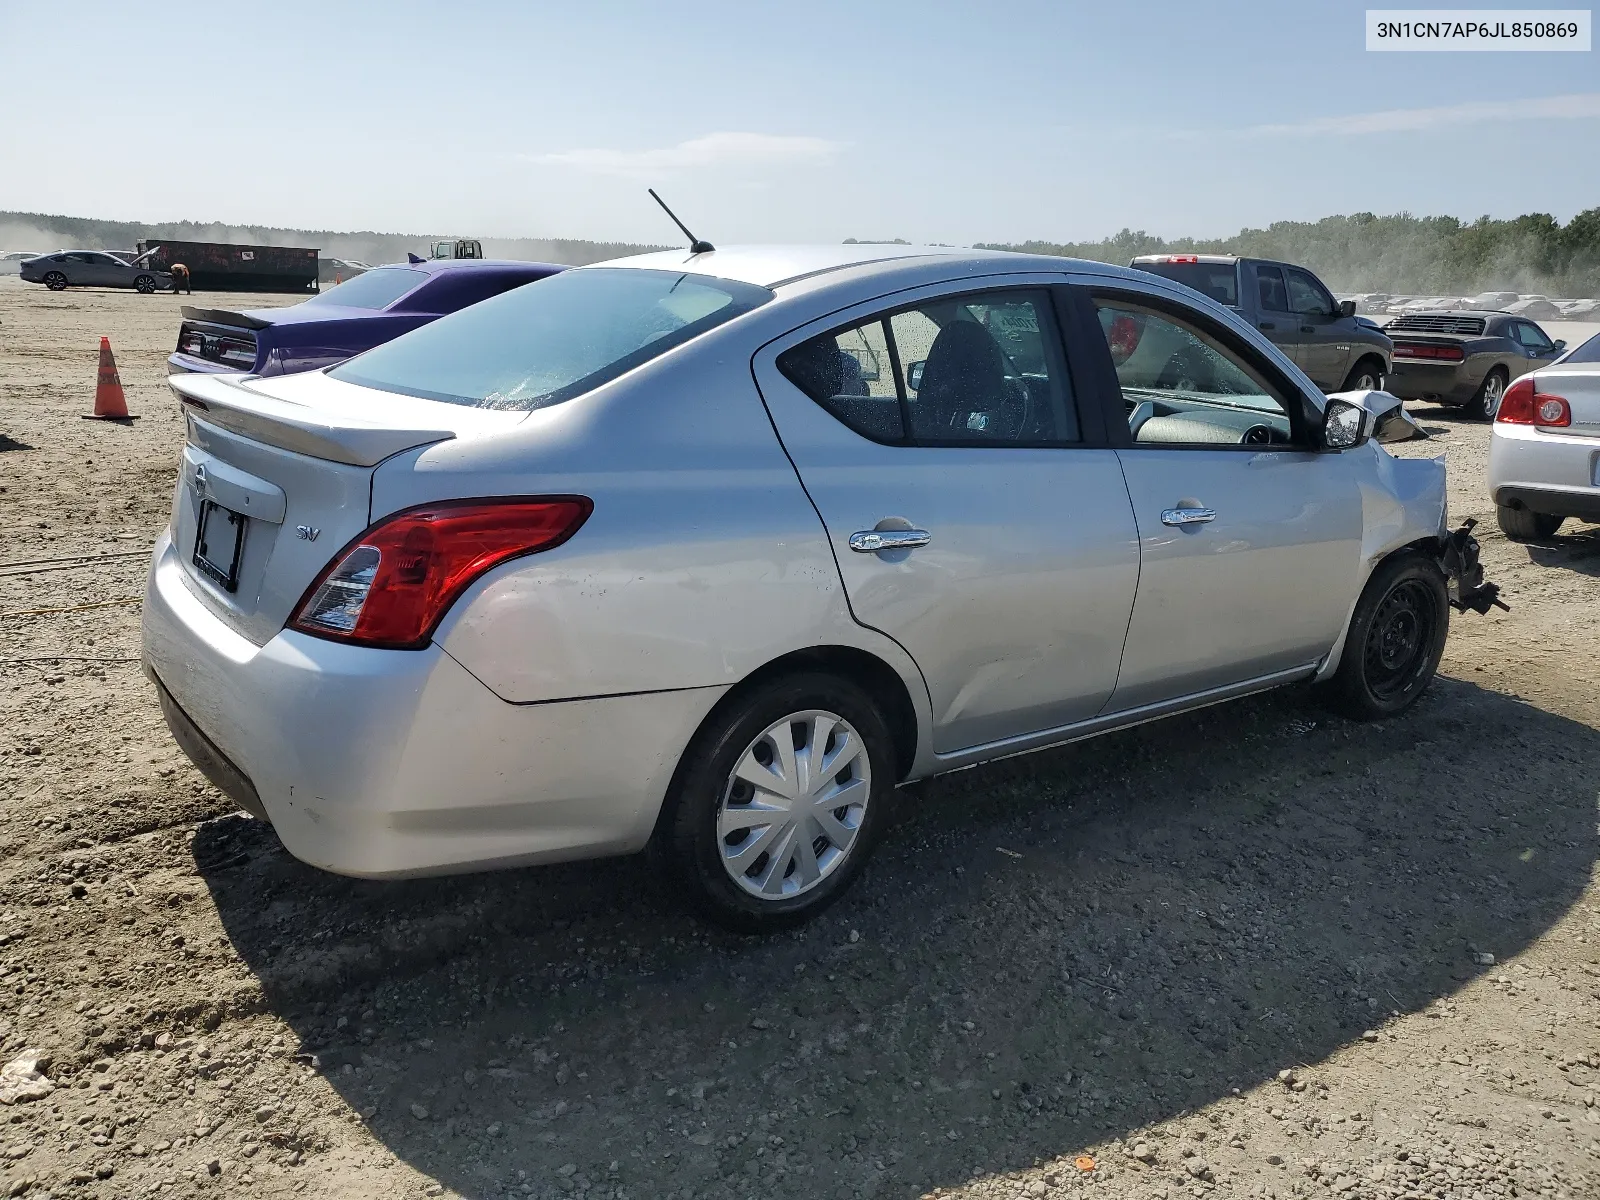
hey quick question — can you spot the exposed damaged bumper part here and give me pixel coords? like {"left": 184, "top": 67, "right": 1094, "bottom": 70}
{"left": 1439, "top": 519, "right": 1508, "bottom": 615}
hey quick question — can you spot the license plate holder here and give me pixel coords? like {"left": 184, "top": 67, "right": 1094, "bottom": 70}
{"left": 193, "top": 499, "right": 247, "bottom": 592}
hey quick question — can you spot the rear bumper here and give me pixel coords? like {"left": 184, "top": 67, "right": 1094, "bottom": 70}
{"left": 1387, "top": 362, "right": 1477, "bottom": 404}
{"left": 1487, "top": 423, "right": 1600, "bottom": 520}
{"left": 141, "top": 533, "right": 726, "bottom": 878}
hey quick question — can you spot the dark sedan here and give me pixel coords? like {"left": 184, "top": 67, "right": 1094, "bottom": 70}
{"left": 21, "top": 249, "right": 172, "bottom": 293}
{"left": 166, "top": 259, "right": 564, "bottom": 377}
{"left": 1385, "top": 310, "right": 1566, "bottom": 420}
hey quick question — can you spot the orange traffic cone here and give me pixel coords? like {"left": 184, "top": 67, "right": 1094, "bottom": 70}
{"left": 334, "top": 271, "right": 342, "bottom": 285}
{"left": 83, "top": 336, "right": 137, "bottom": 422}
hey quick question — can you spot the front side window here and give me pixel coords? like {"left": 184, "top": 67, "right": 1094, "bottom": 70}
{"left": 779, "top": 289, "right": 1078, "bottom": 445}
{"left": 1091, "top": 296, "right": 1296, "bottom": 447}
{"left": 332, "top": 268, "right": 772, "bottom": 410}
{"left": 1285, "top": 268, "right": 1334, "bottom": 318}
{"left": 1513, "top": 321, "right": 1553, "bottom": 352}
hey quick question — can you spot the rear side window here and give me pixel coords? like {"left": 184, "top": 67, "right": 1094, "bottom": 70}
{"left": 1256, "top": 265, "right": 1289, "bottom": 311}
{"left": 332, "top": 268, "right": 772, "bottom": 410}
{"left": 779, "top": 289, "right": 1078, "bottom": 445}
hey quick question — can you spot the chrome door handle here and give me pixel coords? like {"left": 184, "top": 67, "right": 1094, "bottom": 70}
{"left": 1160, "top": 507, "right": 1216, "bottom": 527}
{"left": 849, "top": 529, "right": 931, "bottom": 553}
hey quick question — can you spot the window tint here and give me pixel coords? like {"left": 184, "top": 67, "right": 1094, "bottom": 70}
{"left": 780, "top": 290, "right": 1077, "bottom": 445}
{"left": 332, "top": 268, "right": 771, "bottom": 410}
{"left": 1092, "top": 296, "right": 1296, "bottom": 447}
{"left": 1513, "top": 321, "right": 1553, "bottom": 351}
{"left": 308, "top": 267, "right": 428, "bottom": 310}
{"left": 1256, "top": 264, "right": 1289, "bottom": 311}
{"left": 1285, "top": 268, "right": 1334, "bottom": 318}
{"left": 1565, "top": 331, "right": 1600, "bottom": 363}
{"left": 778, "top": 318, "right": 904, "bottom": 442}
{"left": 893, "top": 292, "right": 1076, "bottom": 443}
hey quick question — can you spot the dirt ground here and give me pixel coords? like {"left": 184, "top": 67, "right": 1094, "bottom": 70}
{"left": 2, "top": 274, "right": 1600, "bottom": 1200}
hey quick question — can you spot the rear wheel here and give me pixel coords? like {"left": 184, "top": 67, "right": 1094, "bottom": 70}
{"left": 43, "top": 271, "right": 67, "bottom": 291}
{"left": 654, "top": 673, "right": 895, "bottom": 932}
{"left": 1467, "top": 368, "right": 1507, "bottom": 421}
{"left": 134, "top": 274, "right": 156, "bottom": 294}
{"left": 1340, "top": 357, "right": 1385, "bottom": 393}
{"left": 1496, "top": 503, "right": 1564, "bottom": 542}
{"left": 1327, "top": 552, "right": 1448, "bottom": 721}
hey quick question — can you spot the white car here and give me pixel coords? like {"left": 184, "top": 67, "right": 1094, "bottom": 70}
{"left": 0, "top": 251, "right": 44, "bottom": 275}
{"left": 1488, "top": 332, "right": 1600, "bottom": 538}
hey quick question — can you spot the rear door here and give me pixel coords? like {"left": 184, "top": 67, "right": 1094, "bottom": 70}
{"left": 753, "top": 277, "right": 1141, "bottom": 754}
{"left": 1074, "top": 280, "right": 1363, "bottom": 711}
{"left": 1247, "top": 262, "right": 1301, "bottom": 365}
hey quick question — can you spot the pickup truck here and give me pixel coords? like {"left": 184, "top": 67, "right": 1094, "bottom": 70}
{"left": 1130, "top": 254, "right": 1392, "bottom": 394}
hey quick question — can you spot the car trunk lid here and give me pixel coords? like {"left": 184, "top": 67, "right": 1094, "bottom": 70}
{"left": 165, "top": 371, "right": 516, "bottom": 645}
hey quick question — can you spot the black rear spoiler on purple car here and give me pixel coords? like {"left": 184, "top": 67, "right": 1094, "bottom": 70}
{"left": 180, "top": 306, "right": 273, "bottom": 331}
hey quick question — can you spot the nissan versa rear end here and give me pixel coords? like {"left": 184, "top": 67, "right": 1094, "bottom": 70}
{"left": 144, "top": 245, "right": 1501, "bottom": 931}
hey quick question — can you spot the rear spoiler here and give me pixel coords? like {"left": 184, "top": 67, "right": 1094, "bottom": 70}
{"left": 168, "top": 373, "right": 454, "bottom": 467}
{"left": 180, "top": 305, "right": 273, "bottom": 330}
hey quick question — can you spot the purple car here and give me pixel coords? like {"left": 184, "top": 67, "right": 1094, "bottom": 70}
{"left": 166, "top": 259, "right": 565, "bottom": 377}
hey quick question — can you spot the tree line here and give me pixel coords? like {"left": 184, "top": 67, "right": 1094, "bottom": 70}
{"left": 978, "top": 209, "right": 1600, "bottom": 298}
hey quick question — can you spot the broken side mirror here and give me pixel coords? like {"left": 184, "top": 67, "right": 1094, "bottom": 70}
{"left": 1320, "top": 398, "right": 1366, "bottom": 450}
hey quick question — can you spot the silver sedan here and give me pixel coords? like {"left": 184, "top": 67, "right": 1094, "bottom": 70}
{"left": 1487, "top": 331, "right": 1600, "bottom": 538}
{"left": 142, "top": 245, "right": 1499, "bottom": 931}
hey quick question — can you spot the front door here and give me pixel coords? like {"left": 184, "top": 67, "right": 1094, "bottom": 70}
{"left": 1285, "top": 266, "right": 1352, "bottom": 389}
{"left": 1248, "top": 261, "right": 1301, "bottom": 364}
{"left": 753, "top": 281, "right": 1141, "bottom": 754}
{"left": 1079, "top": 286, "right": 1364, "bottom": 711}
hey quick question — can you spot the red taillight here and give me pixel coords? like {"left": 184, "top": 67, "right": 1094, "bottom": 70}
{"left": 289, "top": 497, "right": 592, "bottom": 649}
{"left": 1163, "top": 255, "right": 1200, "bottom": 263}
{"left": 1496, "top": 377, "right": 1571, "bottom": 427}
{"left": 1393, "top": 341, "right": 1465, "bottom": 361}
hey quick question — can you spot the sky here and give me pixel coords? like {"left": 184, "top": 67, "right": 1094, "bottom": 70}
{"left": 1, "top": 0, "right": 1597, "bottom": 246}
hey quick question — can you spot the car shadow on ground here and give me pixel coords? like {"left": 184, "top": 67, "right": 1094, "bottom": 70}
{"left": 1523, "top": 524, "right": 1600, "bottom": 577}
{"left": 197, "top": 675, "right": 1598, "bottom": 1199}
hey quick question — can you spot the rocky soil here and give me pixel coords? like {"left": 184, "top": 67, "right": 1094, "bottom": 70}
{"left": 2, "top": 276, "right": 1599, "bottom": 1200}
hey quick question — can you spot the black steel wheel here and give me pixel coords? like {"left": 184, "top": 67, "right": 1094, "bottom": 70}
{"left": 1326, "top": 551, "right": 1448, "bottom": 720}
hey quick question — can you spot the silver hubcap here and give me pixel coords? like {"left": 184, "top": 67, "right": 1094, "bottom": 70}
{"left": 1482, "top": 375, "right": 1504, "bottom": 416}
{"left": 717, "top": 709, "right": 871, "bottom": 900}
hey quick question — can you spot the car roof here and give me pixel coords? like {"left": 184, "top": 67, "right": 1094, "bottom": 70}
{"left": 380, "top": 258, "right": 564, "bottom": 276}
{"left": 581, "top": 243, "right": 1149, "bottom": 290}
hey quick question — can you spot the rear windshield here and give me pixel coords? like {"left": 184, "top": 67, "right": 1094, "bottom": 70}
{"left": 1566, "top": 332, "right": 1600, "bottom": 363}
{"left": 308, "top": 267, "right": 427, "bottom": 310}
{"left": 1134, "top": 261, "right": 1239, "bottom": 307}
{"left": 329, "top": 268, "right": 773, "bottom": 410}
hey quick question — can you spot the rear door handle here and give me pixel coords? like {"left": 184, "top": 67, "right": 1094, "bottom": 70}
{"left": 849, "top": 529, "right": 931, "bottom": 553}
{"left": 1300, "top": 325, "right": 1315, "bottom": 333}
{"left": 1258, "top": 321, "right": 1275, "bottom": 330}
{"left": 1161, "top": 507, "right": 1216, "bottom": 527}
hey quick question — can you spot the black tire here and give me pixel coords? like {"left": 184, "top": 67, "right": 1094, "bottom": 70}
{"left": 1466, "top": 367, "right": 1508, "bottom": 421}
{"left": 1326, "top": 551, "right": 1448, "bottom": 721}
{"left": 653, "top": 672, "right": 896, "bottom": 933}
{"left": 43, "top": 271, "right": 67, "bottom": 291}
{"left": 1496, "top": 503, "right": 1564, "bottom": 542}
{"left": 1340, "top": 357, "right": 1386, "bottom": 393}
{"left": 134, "top": 274, "right": 156, "bottom": 294}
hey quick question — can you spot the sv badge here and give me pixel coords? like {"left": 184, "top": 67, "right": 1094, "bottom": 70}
{"left": 295, "top": 525, "right": 321, "bottom": 542}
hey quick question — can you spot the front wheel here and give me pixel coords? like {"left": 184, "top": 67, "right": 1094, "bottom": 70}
{"left": 1326, "top": 552, "right": 1448, "bottom": 721}
{"left": 653, "top": 673, "right": 896, "bottom": 932}
{"left": 1496, "top": 504, "right": 1563, "bottom": 542}
{"left": 43, "top": 271, "right": 67, "bottom": 291}
{"left": 1467, "top": 368, "right": 1507, "bottom": 421}
{"left": 1340, "top": 357, "right": 1385, "bottom": 393}
{"left": 134, "top": 274, "right": 156, "bottom": 294}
